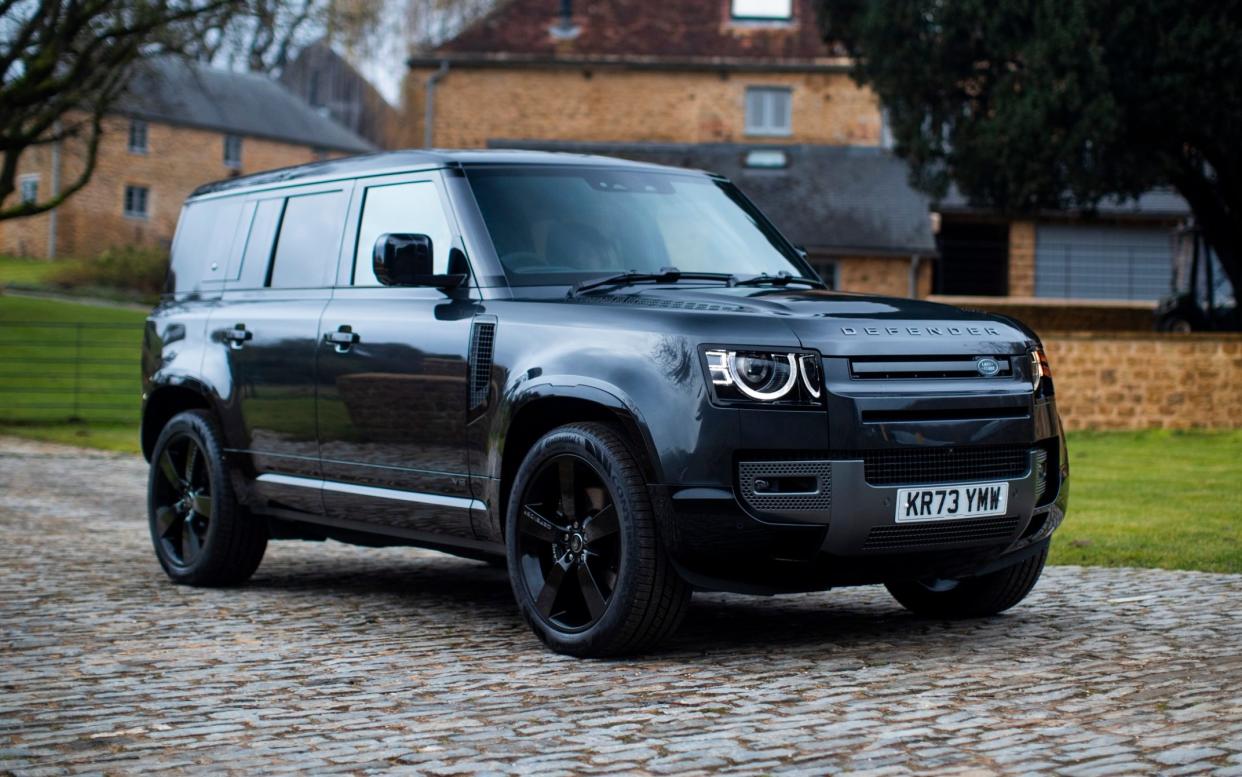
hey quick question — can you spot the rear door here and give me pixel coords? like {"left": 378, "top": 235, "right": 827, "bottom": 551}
{"left": 206, "top": 182, "right": 352, "bottom": 515}
{"left": 315, "top": 172, "right": 481, "bottom": 539}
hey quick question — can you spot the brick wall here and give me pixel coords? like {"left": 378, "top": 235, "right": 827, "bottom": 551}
{"left": 1008, "top": 221, "right": 1035, "bottom": 296}
{"left": 929, "top": 296, "right": 1156, "bottom": 333}
{"left": 404, "top": 66, "right": 882, "bottom": 148}
{"left": 1, "top": 115, "right": 334, "bottom": 259}
{"left": 810, "top": 254, "right": 932, "bottom": 298}
{"left": 1044, "top": 333, "right": 1242, "bottom": 430}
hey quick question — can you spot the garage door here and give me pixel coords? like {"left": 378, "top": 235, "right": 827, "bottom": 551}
{"left": 1035, "top": 224, "right": 1174, "bottom": 300}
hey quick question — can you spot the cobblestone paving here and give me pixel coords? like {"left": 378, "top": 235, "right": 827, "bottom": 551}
{"left": 1, "top": 436, "right": 1240, "bottom": 776}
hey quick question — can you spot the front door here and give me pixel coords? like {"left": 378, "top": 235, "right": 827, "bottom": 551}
{"left": 316, "top": 173, "right": 479, "bottom": 539}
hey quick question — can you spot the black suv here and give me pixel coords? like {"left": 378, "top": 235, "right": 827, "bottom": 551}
{"left": 141, "top": 150, "right": 1068, "bottom": 656}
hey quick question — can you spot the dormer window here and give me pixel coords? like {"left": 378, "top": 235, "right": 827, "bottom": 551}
{"left": 731, "top": 0, "right": 793, "bottom": 21}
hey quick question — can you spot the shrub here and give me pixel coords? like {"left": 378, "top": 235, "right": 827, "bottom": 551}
{"left": 48, "top": 246, "right": 169, "bottom": 299}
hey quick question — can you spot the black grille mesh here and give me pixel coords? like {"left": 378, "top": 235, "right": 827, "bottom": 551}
{"left": 848, "top": 445, "right": 1031, "bottom": 486}
{"left": 738, "top": 460, "right": 832, "bottom": 513}
{"left": 863, "top": 516, "right": 1022, "bottom": 551}
{"left": 468, "top": 321, "right": 495, "bottom": 410}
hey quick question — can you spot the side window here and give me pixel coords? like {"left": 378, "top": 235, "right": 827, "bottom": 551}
{"left": 230, "top": 198, "right": 283, "bottom": 288}
{"left": 268, "top": 190, "right": 347, "bottom": 288}
{"left": 167, "top": 197, "right": 245, "bottom": 292}
{"left": 353, "top": 180, "right": 454, "bottom": 286}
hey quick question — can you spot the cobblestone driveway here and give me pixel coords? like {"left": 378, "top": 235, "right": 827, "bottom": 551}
{"left": 1, "top": 437, "right": 1240, "bottom": 775}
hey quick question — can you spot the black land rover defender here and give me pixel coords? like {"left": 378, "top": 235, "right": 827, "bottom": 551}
{"left": 141, "top": 151, "right": 1068, "bottom": 657}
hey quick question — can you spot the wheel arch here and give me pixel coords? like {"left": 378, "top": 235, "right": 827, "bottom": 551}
{"left": 497, "top": 384, "right": 662, "bottom": 532}
{"left": 141, "top": 382, "right": 216, "bottom": 462}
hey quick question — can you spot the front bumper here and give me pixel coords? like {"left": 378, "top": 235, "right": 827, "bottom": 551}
{"left": 655, "top": 443, "right": 1068, "bottom": 594}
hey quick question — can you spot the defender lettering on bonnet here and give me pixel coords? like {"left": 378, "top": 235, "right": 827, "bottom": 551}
{"left": 141, "top": 149, "right": 1067, "bottom": 658}
{"left": 841, "top": 326, "right": 1003, "bottom": 336}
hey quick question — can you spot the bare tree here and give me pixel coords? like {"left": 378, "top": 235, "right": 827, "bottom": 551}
{"left": 0, "top": 0, "right": 238, "bottom": 222}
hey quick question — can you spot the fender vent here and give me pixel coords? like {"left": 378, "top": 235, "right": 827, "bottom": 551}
{"left": 468, "top": 320, "right": 495, "bottom": 411}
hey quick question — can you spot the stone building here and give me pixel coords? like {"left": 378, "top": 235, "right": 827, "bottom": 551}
{"left": 1, "top": 57, "right": 374, "bottom": 259}
{"left": 403, "top": 0, "right": 1195, "bottom": 325}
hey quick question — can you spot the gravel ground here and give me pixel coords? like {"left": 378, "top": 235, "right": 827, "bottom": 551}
{"left": 1, "top": 435, "right": 1240, "bottom": 775}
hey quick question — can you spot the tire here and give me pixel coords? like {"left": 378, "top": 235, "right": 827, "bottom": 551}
{"left": 147, "top": 409, "right": 267, "bottom": 586}
{"left": 885, "top": 544, "right": 1048, "bottom": 618}
{"left": 505, "top": 422, "right": 691, "bottom": 657}
{"left": 1158, "top": 316, "right": 1194, "bottom": 333}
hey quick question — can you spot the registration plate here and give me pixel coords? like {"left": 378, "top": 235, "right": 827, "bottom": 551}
{"left": 895, "top": 482, "right": 1009, "bottom": 522}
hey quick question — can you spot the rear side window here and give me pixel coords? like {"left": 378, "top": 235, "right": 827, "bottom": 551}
{"left": 168, "top": 198, "right": 245, "bottom": 293}
{"left": 267, "top": 190, "right": 347, "bottom": 288}
{"left": 230, "top": 198, "right": 283, "bottom": 288}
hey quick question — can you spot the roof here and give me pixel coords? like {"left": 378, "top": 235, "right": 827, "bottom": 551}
{"left": 117, "top": 57, "right": 375, "bottom": 154}
{"left": 490, "top": 141, "right": 939, "bottom": 257}
{"left": 937, "top": 184, "right": 1190, "bottom": 220}
{"left": 190, "top": 148, "right": 685, "bottom": 197}
{"left": 420, "top": 0, "right": 847, "bottom": 67}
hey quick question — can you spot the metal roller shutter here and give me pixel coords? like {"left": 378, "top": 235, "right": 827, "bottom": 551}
{"left": 1035, "top": 224, "right": 1173, "bottom": 300}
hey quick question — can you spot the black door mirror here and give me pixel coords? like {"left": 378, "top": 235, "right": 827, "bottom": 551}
{"left": 373, "top": 233, "right": 468, "bottom": 288}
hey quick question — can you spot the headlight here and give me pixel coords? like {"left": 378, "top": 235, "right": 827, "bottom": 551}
{"left": 702, "top": 347, "right": 823, "bottom": 405}
{"left": 1030, "top": 346, "right": 1052, "bottom": 391}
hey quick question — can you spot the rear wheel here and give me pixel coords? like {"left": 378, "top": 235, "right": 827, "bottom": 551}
{"left": 148, "top": 410, "right": 267, "bottom": 586}
{"left": 506, "top": 422, "right": 690, "bottom": 657}
{"left": 885, "top": 545, "right": 1048, "bottom": 618}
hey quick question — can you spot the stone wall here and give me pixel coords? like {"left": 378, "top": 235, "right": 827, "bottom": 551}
{"left": 1008, "top": 221, "right": 1036, "bottom": 296}
{"left": 1043, "top": 333, "right": 1242, "bottom": 430}
{"left": 0, "top": 115, "right": 336, "bottom": 258}
{"left": 405, "top": 66, "right": 882, "bottom": 149}
{"left": 928, "top": 296, "right": 1156, "bottom": 333}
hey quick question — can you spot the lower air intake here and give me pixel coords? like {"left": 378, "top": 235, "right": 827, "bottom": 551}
{"left": 862, "top": 516, "right": 1022, "bottom": 552}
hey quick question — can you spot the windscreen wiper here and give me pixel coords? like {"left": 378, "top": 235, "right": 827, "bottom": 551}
{"left": 732, "top": 272, "right": 827, "bottom": 289}
{"left": 570, "top": 266, "right": 737, "bottom": 296}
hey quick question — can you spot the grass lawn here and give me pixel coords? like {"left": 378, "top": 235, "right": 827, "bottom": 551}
{"left": 1050, "top": 430, "right": 1241, "bottom": 574}
{"left": 0, "top": 293, "right": 146, "bottom": 452}
{"left": 0, "top": 255, "right": 63, "bottom": 286}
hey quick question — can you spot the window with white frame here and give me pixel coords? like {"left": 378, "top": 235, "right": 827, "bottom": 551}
{"left": 223, "top": 135, "right": 242, "bottom": 168}
{"left": 124, "top": 185, "right": 149, "bottom": 219}
{"left": 731, "top": 0, "right": 792, "bottom": 20}
{"left": 745, "top": 87, "right": 793, "bottom": 136}
{"left": 128, "top": 120, "right": 148, "bottom": 154}
{"left": 19, "top": 175, "right": 39, "bottom": 205}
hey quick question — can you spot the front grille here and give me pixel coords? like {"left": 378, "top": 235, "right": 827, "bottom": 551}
{"left": 738, "top": 460, "right": 832, "bottom": 513}
{"left": 848, "top": 445, "right": 1031, "bottom": 486}
{"left": 850, "top": 355, "right": 1014, "bottom": 380}
{"left": 862, "top": 516, "right": 1021, "bottom": 551}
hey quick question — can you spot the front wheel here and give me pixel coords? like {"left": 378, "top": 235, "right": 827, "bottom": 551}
{"left": 506, "top": 422, "right": 690, "bottom": 657}
{"left": 885, "top": 545, "right": 1048, "bottom": 618}
{"left": 148, "top": 410, "right": 267, "bottom": 586}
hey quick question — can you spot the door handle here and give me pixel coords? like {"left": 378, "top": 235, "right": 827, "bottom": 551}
{"left": 225, "top": 324, "right": 252, "bottom": 350}
{"left": 325, "top": 325, "right": 360, "bottom": 353}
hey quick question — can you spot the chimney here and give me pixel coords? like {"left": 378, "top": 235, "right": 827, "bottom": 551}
{"left": 549, "top": 0, "right": 580, "bottom": 39}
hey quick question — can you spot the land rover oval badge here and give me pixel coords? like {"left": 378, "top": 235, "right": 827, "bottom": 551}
{"left": 977, "top": 358, "right": 1001, "bottom": 377}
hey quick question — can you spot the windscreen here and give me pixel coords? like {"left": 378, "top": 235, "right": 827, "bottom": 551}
{"left": 465, "top": 166, "right": 812, "bottom": 286}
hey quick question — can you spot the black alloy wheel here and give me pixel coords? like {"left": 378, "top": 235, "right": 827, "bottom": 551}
{"left": 506, "top": 422, "right": 691, "bottom": 657}
{"left": 151, "top": 434, "right": 213, "bottom": 568}
{"left": 147, "top": 410, "right": 267, "bottom": 586}
{"left": 515, "top": 454, "right": 623, "bottom": 631}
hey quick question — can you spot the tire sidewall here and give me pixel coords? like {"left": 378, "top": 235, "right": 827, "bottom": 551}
{"left": 147, "top": 410, "right": 231, "bottom": 583}
{"left": 505, "top": 425, "right": 647, "bottom": 656}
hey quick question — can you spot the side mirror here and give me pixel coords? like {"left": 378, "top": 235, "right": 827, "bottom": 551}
{"left": 373, "top": 233, "right": 468, "bottom": 288}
